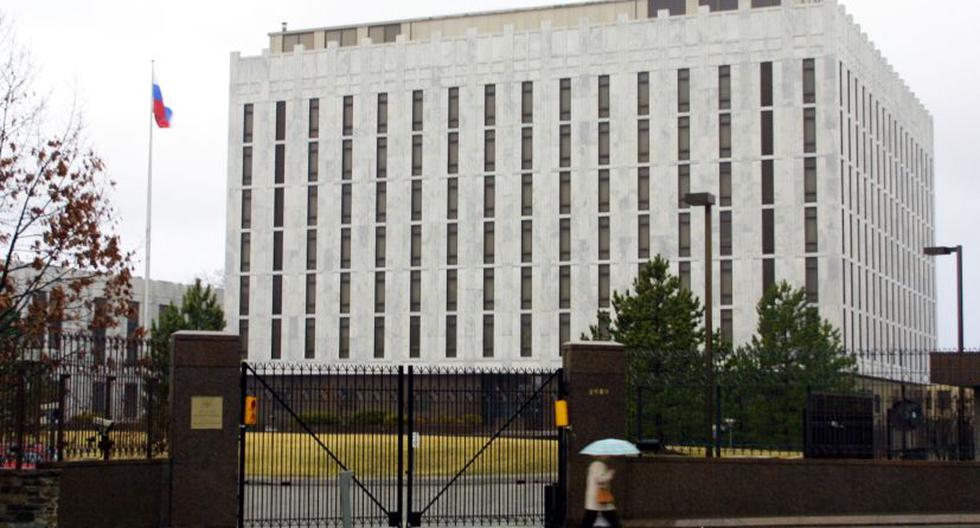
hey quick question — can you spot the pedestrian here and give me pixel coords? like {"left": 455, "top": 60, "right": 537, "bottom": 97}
{"left": 581, "top": 456, "right": 621, "bottom": 528}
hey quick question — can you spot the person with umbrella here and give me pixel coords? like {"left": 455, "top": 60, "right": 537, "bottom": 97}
{"left": 579, "top": 439, "right": 638, "bottom": 528}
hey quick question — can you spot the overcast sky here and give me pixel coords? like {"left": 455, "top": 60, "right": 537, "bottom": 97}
{"left": 3, "top": 0, "right": 978, "bottom": 348}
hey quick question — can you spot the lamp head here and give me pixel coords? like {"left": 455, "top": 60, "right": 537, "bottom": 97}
{"left": 684, "top": 192, "right": 716, "bottom": 207}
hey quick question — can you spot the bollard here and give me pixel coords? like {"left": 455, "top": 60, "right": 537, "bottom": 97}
{"left": 340, "top": 470, "right": 353, "bottom": 528}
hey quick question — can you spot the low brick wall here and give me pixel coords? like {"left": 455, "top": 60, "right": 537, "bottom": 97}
{"left": 569, "top": 455, "right": 980, "bottom": 524}
{"left": 44, "top": 459, "right": 170, "bottom": 528}
{"left": 0, "top": 469, "right": 59, "bottom": 527}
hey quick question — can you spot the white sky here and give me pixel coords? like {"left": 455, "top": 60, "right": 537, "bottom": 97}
{"left": 3, "top": 0, "right": 978, "bottom": 348}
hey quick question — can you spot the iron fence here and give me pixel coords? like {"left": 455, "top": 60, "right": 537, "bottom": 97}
{"left": 0, "top": 332, "right": 163, "bottom": 469}
{"left": 629, "top": 350, "right": 977, "bottom": 461}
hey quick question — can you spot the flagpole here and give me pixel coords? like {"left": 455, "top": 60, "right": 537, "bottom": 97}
{"left": 143, "top": 60, "right": 154, "bottom": 331}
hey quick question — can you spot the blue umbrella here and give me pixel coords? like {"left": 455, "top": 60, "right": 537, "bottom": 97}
{"left": 579, "top": 438, "right": 640, "bottom": 456}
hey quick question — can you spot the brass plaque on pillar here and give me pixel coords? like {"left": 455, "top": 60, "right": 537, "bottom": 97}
{"left": 191, "top": 396, "right": 224, "bottom": 430}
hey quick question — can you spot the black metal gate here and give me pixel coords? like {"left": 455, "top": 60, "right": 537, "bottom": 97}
{"left": 238, "top": 363, "right": 565, "bottom": 528}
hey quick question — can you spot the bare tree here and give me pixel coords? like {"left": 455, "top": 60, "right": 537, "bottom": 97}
{"left": 0, "top": 14, "right": 133, "bottom": 346}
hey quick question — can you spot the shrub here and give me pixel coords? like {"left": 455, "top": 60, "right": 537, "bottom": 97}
{"left": 349, "top": 410, "right": 387, "bottom": 426}
{"left": 298, "top": 411, "right": 341, "bottom": 426}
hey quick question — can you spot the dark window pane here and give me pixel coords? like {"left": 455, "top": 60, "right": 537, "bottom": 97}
{"left": 413, "top": 90, "right": 423, "bottom": 131}
{"left": 341, "top": 183, "right": 351, "bottom": 224}
{"left": 485, "top": 84, "right": 496, "bottom": 126}
{"left": 447, "top": 223, "right": 458, "bottom": 265}
{"left": 411, "top": 225, "right": 421, "bottom": 267}
{"left": 374, "top": 317, "right": 385, "bottom": 359}
{"left": 410, "top": 316, "right": 420, "bottom": 358}
{"left": 376, "top": 226, "right": 386, "bottom": 267}
{"left": 376, "top": 182, "right": 387, "bottom": 222}
{"left": 446, "top": 315, "right": 457, "bottom": 358}
{"left": 760, "top": 62, "right": 773, "bottom": 107}
{"left": 339, "top": 274, "right": 350, "bottom": 314}
{"left": 677, "top": 68, "right": 690, "bottom": 113}
{"left": 412, "top": 135, "right": 423, "bottom": 176}
{"left": 522, "top": 220, "right": 533, "bottom": 263}
{"left": 483, "top": 222, "right": 495, "bottom": 264}
{"left": 339, "top": 318, "right": 350, "bottom": 359}
{"left": 377, "top": 93, "right": 388, "bottom": 133}
{"left": 559, "top": 125, "right": 570, "bottom": 168}
{"left": 560, "top": 172, "right": 571, "bottom": 215}
{"left": 804, "top": 157, "right": 817, "bottom": 202}
{"left": 718, "top": 65, "right": 731, "bottom": 110}
{"left": 598, "top": 264, "right": 610, "bottom": 308}
{"left": 720, "top": 211, "right": 732, "bottom": 256}
{"left": 309, "top": 98, "right": 319, "bottom": 138}
{"left": 343, "top": 96, "right": 353, "bottom": 136}
{"left": 342, "top": 140, "right": 352, "bottom": 180}
{"left": 241, "top": 190, "right": 252, "bottom": 229}
{"left": 484, "top": 176, "right": 495, "bottom": 218}
{"left": 522, "top": 174, "right": 533, "bottom": 216}
{"left": 341, "top": 228, "right": 351, "bottom": 268}
{"left": 307, "top": 186, "right": 318, "bottom": 226}
{"left": 482, "top": 314, "right": 494, "bottom": 358}
{"left": 762, "top": 209, "right": 775, "bottom": 254}
{"left": 806, "top": 257, "right": 819, "bottom": 303}
{"left": 376, "top": 137, "right": 387, "bottom": 179}
{"left": 522, "top": 127, "right": 533, "bottom": 170}
{"left": 306, "top": 274, "right": 316, "bottom": 314}
{"left": 411, "top": 180, "right": 422, "bottom": 221}
{"left": 447, "top": 178, "right": 458, "bottom": 220}
{"left": 520, "top": 314, "right": 532, "bottom": 358}
{"left": 306, "top": 229, "right": 317, "bottom": 270}
{"left": 240, "top": 233, "right": 251, "bottom": 272}
{"left": 679, "top": 213, "right": 690, "bottom": 257}
{"left": 761, "top": 160, "right": 774, "bottom": 205}
{"left": 638, "top": 119, "right": 650, "bottom": 163}
{"left": 522, "top": 81, "right": 533, "bottom": 124}
{"left": 803, "top": 58, "right": 816, "bottom": 104}
{"left": 275, "top": 101, "right": 286, "bottom": 141}
{"left": 638, "top": 167, "right": 650, "bottom": 210}
{"left": 719, "top": 113, "right": 732, "bottom": 158}
{"left": 598, "top": 170, "right": 610, "bottom": 213}
{"left": 243, "top": 104, "right": 253, "bottom": 143}
{"left": 447, "top": 269, "right": 457, "bottom": 311}
{"left": 242, "top": 146, "right": 252, "bottom": 185}
{"left": 762, "top": 258, "right": 775, "bottom": 294}
{"left": 239, "top": 276, "right": 249, "bottom": 316}
{"left": 273, "top": 231, "right": 283, "bottom": 270}
{"left": 448, "top": 132, "right": 459, "bottom": 174}
{"left": 521, "top": 267, "right": 532, "bottom": 310}
{"left": 719, "top": 162, "right": 732, "bottom": 207}
{"left": 638, "top": 72, "right": 649, "bottom": 115}
{"left": 805, "top": 207, "right": 818, "bottom": 253}
{"left": 678, "top": 164, "right": 690, "bottom": 209}
{"left": 720, "top": 260, "right": 733, "bottom": 305}
{"left": 304, "top": 319, "right": 315, "bottom": 359}
{"left": 560, "top": 78, "right": 571, "bottom": 121}
{"left": 484, "top": 130, "right": 495, "bottom": 172}
{"left": 638, "top": 214, "right": 650, "bottom": 259}
{"left": 272, "top": 275, "right": 282, "bottom": 315}
{"left": 650, "top": 0, "right": 686, "bottom": 17}
{"left": 678, "top": 116, "right": 690, "bottom": 160}
{"left": 483, "top": 269, "right": 494, "bottom": 310}
{"left": 271, "top": 319, "right": 281, "bottom": 360}
{"left": 598, "top": 122, "right": 610, "bottom": 165}
{"left": 410, "top": 271, "right": 421, "bottom": 312}
{"left": 804, "top": 108, "right": 817, "bottom": 153}
{"left": 448, "top": 87, "right": 459, "bottom": 129}
{"left": 598, "top": 216, "right": 610, "bottom": 260}
{"left": 598, "top": 75, "right": 610, "bottom": 119}
{"left": 374, "top": 272, "right": 385, "bottom": 313}
{"left": 559, "top": 265, "right": 570, "bottom": 309}
{"left": 274, "top": 144, "right": 285, "bottom": 184}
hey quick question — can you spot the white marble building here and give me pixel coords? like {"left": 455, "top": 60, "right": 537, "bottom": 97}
{"left": 225, "top": 0, "right": 936, "bottom": 368}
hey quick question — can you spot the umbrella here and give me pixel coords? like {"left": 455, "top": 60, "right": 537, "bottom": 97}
{"left": 579, "top": 438, "right": 640, "bottom": 456}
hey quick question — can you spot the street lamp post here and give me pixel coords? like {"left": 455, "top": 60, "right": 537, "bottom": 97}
{"left": 923, "top": 245, "right": 966, "bottom": 460}
{"left": 686, "top": 192, "right": 716, "bottom": 458}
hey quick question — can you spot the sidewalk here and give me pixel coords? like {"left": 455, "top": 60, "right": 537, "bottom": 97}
{"left": 623, "top": 513, "right": 980, "bottom": 527}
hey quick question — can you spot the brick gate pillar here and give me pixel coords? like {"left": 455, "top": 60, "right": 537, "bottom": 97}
{"left": 561, "top": 341, "right": 627, "bottom": 527}
{"left": 169, "top": 331, "right": 241, "bottom": 528}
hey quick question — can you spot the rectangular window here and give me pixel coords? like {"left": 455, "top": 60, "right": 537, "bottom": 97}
{"left": 412, "top": 135, "right": 423, "bottom": 176}
{"left": 679, "top": 261, "right": 691, "bottom": 291}
{"left": 375, "top": 226, "right": 386, "bottom": 267}
{"left": 678, "top": 116, "right": 690, "bottom": 161}
{"left": 273, "top": 231, "right": 283, "bottom": 271}
{"left": 308, "top": 142, "right": 319, "bottom": 182}
{"left": 719, "top": 162, "right": 732, "bottom": 207}
{"left": 638, "top": 119, "right": 650, "bottom": 163}
{"left": 484, "top": 130, "right": 495, "bottom": 172}
{"left": 651, "top": 0, "right": 686, "bottom": 16}
{"left": 411, "top": 225, "right": 421, "bottom": 267}
{"left": 678, "top": 69, "right": 690, "bottom": 113}
{"left": 306, "top": 274, "right": 316, "bottom": 314}
{"left": 342, "top": 140, "right": 352, "bottom": 180}
{"left": 762, "top": 258, "right": 775, "bottom": 294}
{"left": 447, "top": 223, "right": 458, "bottom": 265}
{"left": 325, "top": 28, "right": 357, "bottom": 47}
{"left": 555, "top": 217, "right": 570, "bottom": 262}
{"left": 339, "top": 273, "right": 350, "bottom": 314}
{"left": 447, "top": 178, "right": 458, "bottom": 220}
{"left": 803, "top": 58, "right": 816, "bottom": 104}
{"left": 720, "top": 211, "right": 732, "bottom": 256}
{"left": 483, "top": 269, "right": 494, "bottom": 310}
{"left": 598, "top": 170, "right": 610, "bottom": 213}
{"left": 482, "top": 314, "right": 494, "bottom": 358}
{"left": 559, "top": 313, "right": 570, "bottom": 352}
{"left": 304, "top": 319, "right": 315, "bottom": 359}
{"left": 806, "top": 257, "right": 819, "bottom": 303}
{"left": 483, "top": 222, "right": 495, "bottom": 264}
{"left": 598, "top": 122, "right": 610, "bottom": 165}
{"left": 242, "top": 147, "right": 252, "bottom": 185}
{"left": 521, "top": 267, "right": 532, "bottom": 310}
{"left": 598, "top": 264, "right": 610, "bottom": 308}
{"left": 560, "top": 172, "right": 571, "bottom": 214}
{"left": 721, "top": 260, "right": 733, "bottom": 305}
{"left": 273, "top": 187, "right": 284, "bottom": 227}
{"left": 377, "top": 93, "right": 388, "bottom": 133}
{"left": 374, "top": 271, "right": 385, "bottom": 314}
{"left": 679, "top": 213, "right": 690, "bottom": 257}
{"left": 376, "top": 137, "right": 387, "bottom": 179}
{"left": 762, "top": 209, "right": 775, "bottom": 254}
{"left": 559, "top": 125, "right": 571, "bottom": 168}
{"left": 376, "top": 182, "right": 387, "bottom": 222}
{"left": 446, "top": 315, "right": 457, "bottom": 358}
{"left": 411, "top": 180, "right": 422, "bottom": 221}
{"left": 446, "top": 269, "right": 457, "bottom": 311}
{"left": 522, "top": 174, "right": 533, "bottom": 216}
{"left": 678, "top": 164, "right": 690, "bottom": 209}
{"left": 240, "top": 233, "right": 251, "bottom": 272}
{"left": 272, "top": 275, "right": 282, "bottom": 315}
{"left": 598, "top": 216, "right": 610, "bottom": 260}
{"left": 343, "top": 96, "right": 353, "bottom": 136}
{"left": 239, "top": 276, "right": 249, "bottom": 316}
{"left": 412, "top": 90, "right": 423, "bottom": 131}
{"left": 522, "top": 127, "right": 533, "bottom": 170}
{"left": 410, "top": 316, "right": 421, "bottom": 359}
{"left": 522, "top": 81, "right": 533, "bottom": 124}
{"left": 752, "top": 0, "right": 781, "bottom": 7}
{"left": 275, "top": 101, "right": 286, "bottom": 141}
{"left": 307, "top": 186, "right": 318, "bottom": 226}
{"left": 760, "top": 62, "right": 773, "bottom": 107}
{"left": 638, "top": 167, "right": 650, "bottom": 210}
{"left": 308, "top": 98, "right": 319, "bottom": 138}
{"left": 719, "top": 113, "right": 732, "bottom": 158}
{"left": 241, "top": 190, "right": 251, "bottom": 229}
{"left": 560, "top": 78, "right": 571, "bottom": 121}
{"left": 239, "top": 321, "right": 248, "bottom": 359}
{"left": 720, "top": 309, "right": 733, "bottom": 343}
{"left": 805, "top": 207, "right": 818, "bottom": 252}
{"left": 719, "top": 65, "right": 731, "bottom": 110}
{"left": 374, "top": 317, "right": 385, "bottom": 359}
{"left": 484, "top": 176, "right": 495, "bottom": 218}
{"left": 306, "top": 229, "right": 317, "bottom": 270}
{"left": 271, "top": 319, "right": 281, "bottom": 360}
{"left": 448, "top": 132, "right": 459, "bottom": 174}
{"left": 410, "top": 271, "right": 421, "bottom": 312}
{"left": 448, "top": 87, "right": 459, "bottom": 129}
{"left": 274, "top": 144, "right": 285, "bottom": 184}
{"left": 804, "top": 108, "right": 817, "bottom": 153}
{"left": 520, "top": 314, "right": 532, "bottom": 358}
{"left": 804, "top": 157, "right": 817, "bottom": 202}
{"left": 761, "top": 110, "right": 774, "bottom": 156}
{"left": 243, "top": 103, "right": 253, "bottom": 143}
{"left": 484, "top": 84, "right": 496, "bottom": 126}
{"left": 340, "top": 228, "right": 351, "bottom": 268}
{"left": 553, "top": 266, "right": 569, "bottom": 311}
{"left": 339, "top": 318, "right": 350, "bottom": 359}
{"left": 638, "top": 215, "right": 650, "bottom": 259}
{"left": 761, "top": 160, "right": 774, "bottom": 205}
{"left": 522, "top": 220, "right": 533, "bottom": 263}
{"left": 638, "top": 72, "right": 650, "bottom": 116}
{"left": 598, "top": 75, "right": 610, "bottom": 118}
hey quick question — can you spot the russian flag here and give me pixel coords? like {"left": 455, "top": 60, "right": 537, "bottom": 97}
{"left": 152, "top": 78, "right": 172, "bottom": 128}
